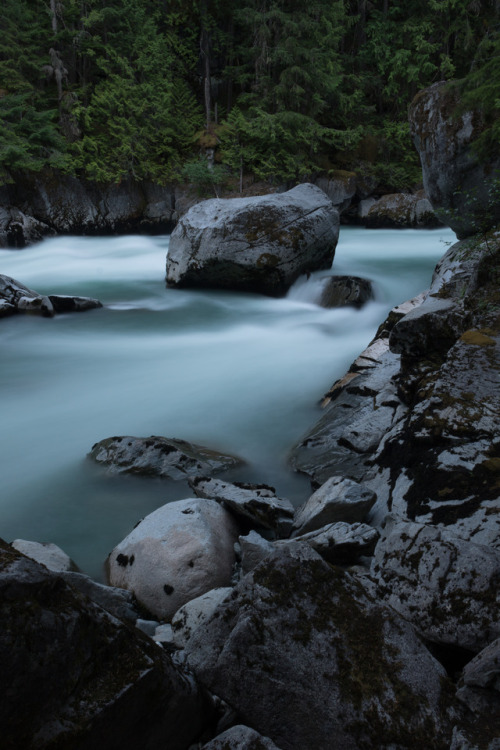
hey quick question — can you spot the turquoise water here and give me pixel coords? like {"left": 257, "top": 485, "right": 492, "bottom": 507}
{"left": 0, "top": 226, "right": 455, "bottom": 578}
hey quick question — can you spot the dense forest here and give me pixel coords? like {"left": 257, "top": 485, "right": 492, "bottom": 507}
{"left": 1, "top": 0, "right": 499, "bottom": 191}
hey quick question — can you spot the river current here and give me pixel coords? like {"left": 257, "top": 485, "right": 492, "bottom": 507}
{"left": 0, "top": 227, "right": 455, "bottom": 579}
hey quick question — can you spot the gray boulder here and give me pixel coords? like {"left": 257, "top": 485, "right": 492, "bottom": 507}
{"left": 318, "top": 275, "right": 373, "bottom": 308}
{"left": 409, "top": 81, "right": 500, "bottom": 238}
{"left": 188, "top": 477, "right": 294, "bottom": 533}
{"left": 202, "top": 725, "right": 283, "bottom": 750}
{"left": 166, "top": 183, "right": 339, "bottom": 297}
{"left": 184, "top": 544, "right": 456, "bottom": 750}
{"left": 0, "top": 539, "right": 211, "bottom": 749}
{"left": 292, "top": 475, "right": 377, "bottom": 536}
{"left": 89, "top": 435, "right": 242, "bottom": 480}
{"left": 107, "top": 498, "right": 239, "bottom": 620}
{"left": 359, "top": 190, "right": 441, "bottom": 228}
{"left": 371, "top": 517, "right": 500, "bottom": 652}
{"left": 315, "top": 171, "right": 357, "bottom": 213}
{"left": 0, "top": 205, "right": 54, "bottom": 248}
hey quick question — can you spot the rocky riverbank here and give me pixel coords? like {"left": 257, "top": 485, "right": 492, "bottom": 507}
{"left": 2, "top": 80, "right": 499, "bottom": 749}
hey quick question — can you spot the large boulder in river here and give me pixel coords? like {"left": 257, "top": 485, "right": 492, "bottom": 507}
{"left": 107, "top": 498, "right": 240, "bottom": 620}
{"left": 183, "top": 544, "right": 456, "bottom": 750}
{"left": 409, "top": 81, "right": 500, "bottom": 238}
{"left": 0, "top": 539, "right": 210, "bottom": 749}
{"left": 166, "top": 183, "right": 339, "bottom": 297}
{"left": 358, "top": 190, "right": 441, "bottom": 228}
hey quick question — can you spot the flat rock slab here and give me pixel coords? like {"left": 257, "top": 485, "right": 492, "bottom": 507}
{"left": 166, "top": 183, "right": 339, "bottom": 297}
{"left": 292, "top": 475, "right": 377, "bottom": 536}
{"left": 284, "top": 521, "right": 379, "bottom": 564}
{"left": 189, "top": 477, "right": 294, "bottom": 532}
{"left": 0, "top": 539, "right": 210, "bottom": 749}
{"left": 107, "top": 498, "right": 239, "bottom": 620}
{"left": 89, "top": 435, "right": 243, "bottom": 480}
{"left": 184, "top": 544, "right": 455, "bottom": 750}
{"left": 371, "top": 517, "right": 500, "bottom": 651}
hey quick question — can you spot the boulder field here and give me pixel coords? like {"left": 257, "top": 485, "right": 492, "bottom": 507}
{"left": 2, "top": 81, "right": 500, "bottom": 749}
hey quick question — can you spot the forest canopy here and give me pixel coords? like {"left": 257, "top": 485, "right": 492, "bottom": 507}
{"left": 0, "top": 0, "right": 498, "bottom": 188}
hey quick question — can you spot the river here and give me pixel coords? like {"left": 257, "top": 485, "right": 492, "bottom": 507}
{"left": 0, "top": 226, "right": 455, "bottom": 579}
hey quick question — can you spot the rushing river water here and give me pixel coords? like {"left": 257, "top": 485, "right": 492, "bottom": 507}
{"left": 0, "top": 226, "right": 455, "bottom": 579}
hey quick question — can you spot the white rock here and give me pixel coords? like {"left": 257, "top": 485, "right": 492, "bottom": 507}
{"left": 171, "top": 587, "right": 232, "bottom": 648}
{"left": 11, "top": 539, "right": 76, "bottom": 572}
{"left": 107, "top": 498, "right": 239, "bottom": 620}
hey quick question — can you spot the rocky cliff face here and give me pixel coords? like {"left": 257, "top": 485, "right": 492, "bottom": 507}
{"left": 409, "top": 81, "right": 500, "bottom": 238}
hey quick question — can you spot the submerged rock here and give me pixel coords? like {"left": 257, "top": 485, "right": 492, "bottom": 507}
{"left": 184, "top": 544, "right": 456, "bottom": 750}
{"left": 166, "top": 183, "right": 339, "bottom": 297}
{"left": 0, "top": 539, "right": 211, "bottom": 749}
{"left": 89, "top": 435, "right": 243, "bottom": 479}
{"left": 107, "top": 498, "right": 239, "bottom": 620}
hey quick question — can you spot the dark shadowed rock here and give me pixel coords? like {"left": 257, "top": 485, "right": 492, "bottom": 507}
{"left": 49, "top": 294, "right": 102, "bottom": 312}
{"left": 184, "top": 544, "right": 456, "bottom": 750}
{"left": 0, "top": 540, "right": 211, "bottom": 750}
{"left": 318, "top": 275, "right": 373, "bottom": 308}
{"left": 166, "top": 184, "right": 339, "bottom": 297}
{"left": 89, "top": 435, "right": 243, "bottom": 479}
{"left": 280, "top": 522, "right": 379, "bottom": 564}
{"left": 409, "top": 82, "right": 500, "bottom": 238}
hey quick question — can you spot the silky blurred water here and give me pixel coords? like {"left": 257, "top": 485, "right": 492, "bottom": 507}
{"left": 0, "top": 226, "right": 455, "bottom": 578}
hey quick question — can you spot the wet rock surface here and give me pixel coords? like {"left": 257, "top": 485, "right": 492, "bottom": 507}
{"left": 166, "top": 184, "right": 339, "bottom": 297}
{"left": 89, "top": 435, "right": 243, "bottom": 479}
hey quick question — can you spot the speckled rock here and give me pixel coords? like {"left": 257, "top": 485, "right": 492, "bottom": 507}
{"left": 107, "top": 498, "right": 240, "bottom": 620}
{"left": 201, "top": 725, "right": 283, "bottom": 750}
{"left": 0, "top": 274, "right": 54, "bottom": 317}
{"left": 188, "top": 477, "right": 293, "bottom": 534}
{"left": 183, "top": 544, "right": 456, "bottom": 750}
{"left": 291, "top": 476, "right": 377, "bottom": 536}
{"left": 171, "top": 587, "right": 232, "bottom": 648}
{"left": 371, "top": 517, "right": 500, "bottom": 652}
{"left": 0, "top": 539, "right": 211, "bottom": 750}
{"left": 166, "top": 184, "right": 339, "bottom": 297}
{"left": 89, "top": 435, "right": 242, "bottom": 480}
{"left": 409, "top": 82, "right": 500, "bottom": 238}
